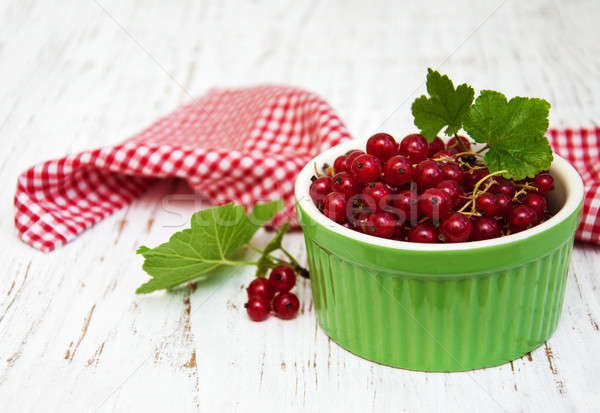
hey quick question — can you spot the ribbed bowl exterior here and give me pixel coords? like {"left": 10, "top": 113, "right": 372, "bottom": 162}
{"left": 304, "top": 235, "right": 574, "bottom": 371}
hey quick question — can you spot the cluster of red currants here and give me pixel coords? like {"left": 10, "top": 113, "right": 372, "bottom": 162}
{"left": 245, "top": 266, "right": 300, "bottom": 322}
{"left": 309, "top": 133, "right": 555, "bottom": 243}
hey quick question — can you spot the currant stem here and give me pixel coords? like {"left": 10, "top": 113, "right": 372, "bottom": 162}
{"left": 476, "top": 144, "right": 490, "bottom": 154}
{"left": 453, "top": 133, "right": 468, "bottom": 152}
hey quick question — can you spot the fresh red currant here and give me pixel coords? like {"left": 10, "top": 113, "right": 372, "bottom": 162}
{"left": 470, "top": 217, "right": 502, "bottom": 241}
{"left": 345, "top": 150, "right": 365, "bottom": 171}
{"left": 272, "top": 292, "right": 300, "bottom": 320}
{"left": 366, "top": 133, "right": 397, "bottom": 161}
{"left": 464, "top": 168, "right": 489, "bottom": 191}
{"left": 309, "top": 176, "right": 332, "bottom": 205}
{"left": 508, "top": 205, "right": 538, "bottom": 233}
{"left": 436, "top": 179, "right": 463, "bottom": 207}
{"left": 383, "top": 155, "right": 413, "bottom": 187}
{"left": 414, "top": 160, "right": 443, "bottom": 190}
{"left": 247, "top": 278, "right": 274, "bottom": 300}
{"left": 331, "top": 172, "right": 361, "bottom": 199}
{"left": 333, "top": 155, "right": 348, "bottom": 173}
{"left": 522, "top": 193, "right": 547, "bottom": 220}
{"left": 428, "top": 137, "right": 445, "bottom": 157}
{"left": 323, "top": 192, "right": 347, "bottom": 223}
{"left": 418, "top": 188, "right": 451, "bottom": 220}
{"left": 391, "top": 189, "right": 419, "bottom": 223}
{"left": 440, "top": 162, "right": 465, "bottom": 184}
{"left": 350, "top": 154, "right": 383, "bottom": 184}
{"left": 475, "top": 192, "right": 499, "bottom": 217}
{"left": 440, "top": 213, "right": 472, "bottom": 243}
{"left": 268, "top": 266, "right": 296, "bottom": 293}
{"left": 364, "top": 211, "right": 398, "bottom": 239}
{"left": 348, "top": 211, "right": 371, "bottom": 232}
{"left": 496, "top": 193, "right": 513, "bottom": 217}
{"left": 246, "top": 297, "right": 270, "bottom": 322}
{"left": 534, "top": 173, "right": 554, "bottom": 195}
{"left": 362, "top": 182, "right": 392, "bottom": 211}
{"left": 408, "top": 222, "right": 438, "bottom": 243}
{"left": 490, "top": 177, "right": 516, "bottom": 198}
{"left": 399, "top": 134, "right": 429, "bottom": 164}
{"left": 447, "top": 135, "right": 471, "bottom": 152}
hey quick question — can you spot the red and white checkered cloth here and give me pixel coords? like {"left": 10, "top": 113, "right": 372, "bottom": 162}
{"left": 12, "top": 84, "right": 600, "bottom": 251}
{"left": 14, "top": 85, "right": 350, "bottom": 252}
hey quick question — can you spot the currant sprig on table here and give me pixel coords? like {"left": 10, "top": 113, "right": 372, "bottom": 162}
{"left": 136, "top": 200, "right": 308, "bottom": 312}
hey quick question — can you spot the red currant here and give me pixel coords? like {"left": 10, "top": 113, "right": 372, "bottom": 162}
{"left": 490, "top": 177, "right": 516, "bottom": 198}
{"left": 508, "top": 205, "right": 538, "bottom": 233}
{"left": 407, "top": 222, "right": 438, "bottom": 243}
{"left": 428, "top": 137, "right": 445, "bottom": 157}
{"left": 433, "top": 150, "right": 455, "bottom": 160}
{"left": 475, "top": 192, "right": 499, "bottom": 217}
{"left": 470, "top": 217, "right": 502, "bottom": 241}
{"left": 440, "top": 162, "right": 465, "bottom": 184}
{"left": 418, "top": 188, "right": 451, "bottom": 220}
{"left": 440, "top": 213, "right": 472, "bottom": 243}
{"left": 350, "top": 154, "right": 383, "bottom": 184}
{"left": 309, "top": 176, "right": 332, "bottom": 205}
{"left": 323, "top": 192, "right": 347, "bottom": 223}
{"left": 534, "top": 173, "right": 554, "bottom": 195}
{"left": 272, "top": 292, "right": 300, "bottom": 320}
{"left": 268, "top": 266, "right": 296, "bottom": 293}
{"left": 364, "top": 211, "right": 397, "bottom": 239}
{"left": 414, "top": 160, "right": 443, "bottom": 190}
{"left": 399, "top": 134, "right": 429, "bottom": 163}
{"left": 362, "top": 182, "right": 392, "bottom": 211}
{"left": 383, "top": 155, "right": 413, "bottom": 187}
{"left": 464, "top": 168, "right": 489, "bottom": 191}
{"left": 345, "top": 150, "right": 365, "bottom": 171}
{"left": 447, "top": 135, "right": 471, "bottom": 152}
{"left": 333, "top": 155, "right": 348, "bottom": 173}
{"left": 366, "top": 133, "right": 397, "bottom": 161}
{"left": 246, "top": 297, "right": 270, "bottom": 322}
{"left": 247, "top": 278, "right": 274, "bottom": 300}
{"left": 522, "top": 193, "right": 547, "bottom": 220}
{"left": 391, "top": 189, "right": 419, "bottom": 223}
{"left": 436, "top": 179, "right": 463, "bottom": 207}
{"left": 496, "top": 193, "right": 513, "bottom": 217}
{"left": 332, "top": 172, "right": 361, "bottom": 199}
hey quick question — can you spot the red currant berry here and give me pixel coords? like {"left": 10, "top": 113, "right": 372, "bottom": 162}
{"left": 366, "top": 133, "right": 397, "bottom": 161}
{"left": 508, "top": 205, "right": 538, "bottom": 233}
{"left": 418, "top": 188, "right": 452, "bottom": 221}
{"left": 464, "top": 168, "right": 489, "bottom": 191}
{"left": 436, "top": 179, "right": 463, "bottom": 207}
{"left": 350, "top": 154, "right": 383, "bottom": 184}
{"left": 346, "top": 150, "right": 366, "bottom": 172}
{"left": 246, "top": 297, "right": 270, "bottom": 322}
{"left": 333, "top": 155, "right": 348, "bottom": 173}
{"left": 433, "top": 150, "right": 455, "bottom": 160}
{"left": 364, "top": 211, "right": 397, "bottom": 239}
{"left": 440, "top": 162, "right": 465, "bottom": 184}
{"left": 272, "top": 292, "right": 300, "bottom": 320}
{"left": 247, "top": 278, "right": 274, "bottom": 300}
{"left": 414, "top": 160, "right": 443, "bottom": 190}
{"left": 348, "top": 211, "right": 371, "bottom": 233}
{"left": 490, "top": 177, "right": 516, "bottom": 198}
{"left": 428, "top": 137, "right": 445, "bottom": 157}
{"left": 268, "top": 266, "right": 296, "bottom": 293}
{"left": 323, "top": 192, "right": 347, "bottom": 223}
{"left": 391, "top": 189, "right": 419, "bottom": 223}
{"left": 475, "top": 192, "right": 499, "bottom": 217}
{"left": 440, "top": 213, "right": 472, "bottom": 243}
{"left": 470, "top": 217, "right": 502, "bottom": 241}
{"left": 362, "top": 182, "right": 392, "bottom": 211}
{"left": 332, "top": 172, "right": 361, "bottom": 199}
{"left": 496, "top": 193, "right": 513, "bottom": 217}
{"left": 408, "top": 222, "right": 438, "bottom": 243}
{"left": 383, "top": 155, "right": 413, "bottom": 187}
{"left": 447, "top": 135, "right": 471, "bottom": 152}
{"left": 309, "top": 176, "right": 332, "bottom": 205}
{"left": 399, "top": 134, "right": 429, "bottom": 164}
{"left": 534, "top": 173, "right": 554, "bottom": 195}
{"left": 522, "top": 193, "right": 547, "bottom": 220}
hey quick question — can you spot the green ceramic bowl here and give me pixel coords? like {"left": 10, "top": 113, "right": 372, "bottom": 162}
{"left": 295, "top": 139, "right": 584, "bottom": 371}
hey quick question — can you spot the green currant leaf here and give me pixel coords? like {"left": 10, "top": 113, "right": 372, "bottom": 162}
{"left": 136, "top": 200, "right": 283, "bottom": 294}
{"left": 464, "top": 90, "right": 553, "bottom": 180}
{"left": 411, "top": 68, "right": 475, "bottom": 142}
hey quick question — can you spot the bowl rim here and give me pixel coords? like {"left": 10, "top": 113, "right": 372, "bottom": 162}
{"left": 295, "top": 138, "right": 584, "bottom": 252}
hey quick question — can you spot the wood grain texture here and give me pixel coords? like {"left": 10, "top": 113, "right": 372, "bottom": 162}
{"left": 1, "top": 0, "right": 599, "bottom": 411}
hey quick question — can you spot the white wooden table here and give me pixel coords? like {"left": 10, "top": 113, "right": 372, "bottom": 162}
{"left": 1, "top": 0, "right": 599, "bottom": 411}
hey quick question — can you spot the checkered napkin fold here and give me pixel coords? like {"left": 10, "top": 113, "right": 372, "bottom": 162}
{"left": 13, "top": 85, "right": 600, "bottom": 251}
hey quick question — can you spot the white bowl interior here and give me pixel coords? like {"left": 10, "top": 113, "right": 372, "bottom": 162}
{"left": 295, "top": 138, "right": 584, "bottom": 251}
